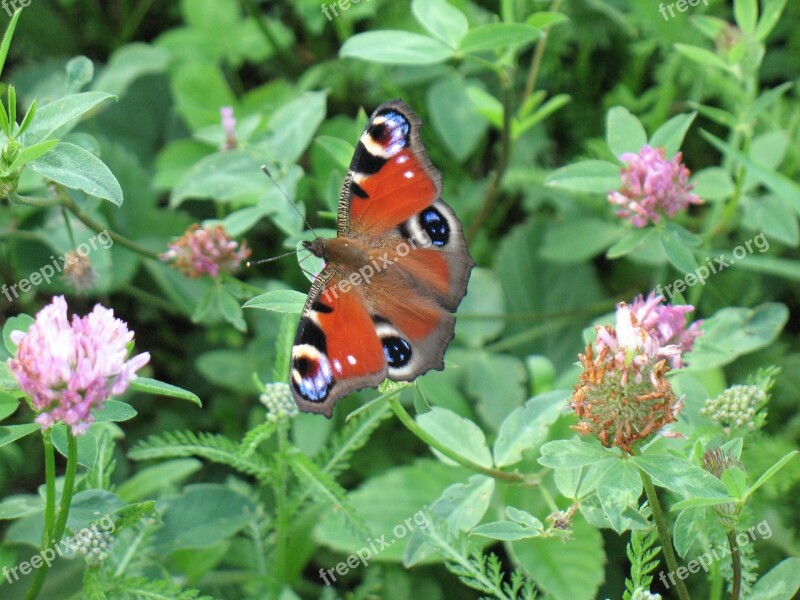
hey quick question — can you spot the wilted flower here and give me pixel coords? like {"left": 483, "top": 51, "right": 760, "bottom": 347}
{"left": 161, "top": 224, "right": 250, "bottom": 279}
{"left": 702, "top": 447, "right": 745, "bottom": 527}
{"left": 571, "top": 301, "right": 687, "bottom": 453}
{"left": 260, "top": 382, "right": 298, "bottom": 423}
{"left": 630, "top": 292, "right": 703, "bottom": 368}
{"left": 608, "top": 146, "right": 701, "bottom": 227}
{"left": 62, "top": 249, "right": 97, "bottom": 292}
{"left": 221, "top": 106, "right": 237, "bottom": 150}
{"left": 8, "top": 296, "right": 150, "bottom": 435}
{"left": 701, "top": 384, "right": 766, "bottom": 430}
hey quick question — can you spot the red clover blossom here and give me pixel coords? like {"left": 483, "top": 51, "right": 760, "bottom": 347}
{"left": 161, "top": 224, "right": 251, "bottom": 279}
{"left": 608, "top": 146, "right": 701, "bottom": 227}
{"left": 8, "top": 296, "right": 150, "bottom": 435}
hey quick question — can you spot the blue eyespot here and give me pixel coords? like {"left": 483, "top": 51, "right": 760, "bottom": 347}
{"left": 383, "top": 336, "right": 412, "bottom": 368}
{"left": 419, "top": 207, "right": 450, "bottom": 247}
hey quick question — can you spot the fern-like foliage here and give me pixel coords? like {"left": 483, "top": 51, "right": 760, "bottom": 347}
{"left": 420, "top": 517, "right": 537, "bottom": 600}
{"left": 83, "top": 570, "right": 217, "bottom": 600}
{"left": 287, "top": 449, "right": 372, "bottom": 537}
{"left": 129, "top": 430, "right": 273, "bottom": 482}
{"left": 315, "top": 401, "right": 392, "bottom": 478}
{"left": 623, "top": 505, "right": 661, "bottom": 600}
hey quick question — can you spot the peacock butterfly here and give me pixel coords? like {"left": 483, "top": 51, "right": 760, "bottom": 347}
{"left": 291, "top": 99, "right": 475, "bottom": 417}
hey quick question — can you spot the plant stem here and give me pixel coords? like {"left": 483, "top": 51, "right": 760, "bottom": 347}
{"left": 726, "top": 530, "right": 742, "bottom": 600}
{"left": 59, "top": 193, "right": 161, "bottom": 260}
{"left": 388, "top": 399, "right": 536, "bottom": 485}
{"left": 636, "top": 463, "right": 691, "bottom": 600}
{"left": 466, "top": 80, "right": 514, "bottom": 245}
{"left": 52, "top": 433, "right": 78, "bottom": 542}
{"left": 523, "top": 0, "right": 564, "bottom": 101}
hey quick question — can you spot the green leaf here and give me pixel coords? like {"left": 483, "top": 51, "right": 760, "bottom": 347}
{"left": 3, "top": 314, "right": 34, "bottom": 355}
{"left": 512, "top": 514, "right": 604, "bottom": 600}
{"left": 244, "top": 290, "right": 306, "bottom": 314}
{"left": 691, "top": 167, "right": 735, "bottom": 201}
{"left": 471, "top": 519, "right": 542, "bottom": 541}
{"left": 92, "top": 42, "right": 170, "bottom": 96}
{"left": 221, "top": 205, "right": 270, "bottom": 238}
{"left": 130, "top": 377, "right": 202, "bottom": 406}
{"left": 93, "top": 400, "right": 137, "bottom": 423}
{"left": 412, "top": 0, "right": 468, "bottom": 48}
{"left": 463, "top": 352, "right": 526, "bottom": 430}
{"left": 427, "top": 73, "right": 488, "bottom": 162}
{"left": 171, "top": 62, "right": 235, "bottom": 130}
{"left": 52, "top": 425, "right": 98, "bottom": 468}
{"left": 65, "top": 56, "right": 94, "bottom": 93}
{"left": 606, "top": 107, "right": 647, "bottom": 158}
{"left": 742, "top": 195, "right": 799, "bottom": 246}
{"left": 750, "top": 557, "right": 800, "bottom": 600}
{"left": 0, "top": 424, "right": 39, "bottom": 448}
{"left": 340, "top": 31, "right": 454, "bottom": 65}
{"left": 263, "top": 91, "right": 327, "bottom": 167}
{"left": 734, "top": 0, "right": 758, "bottom": 34}
{"left": 431, "top": 475, "right": 495, "bottom": 533}
{"left": 314, "top": 135, "right": 354, "bottom": 171}
{"left": 745, "top": 81, "right": 792, "bottom": 122}
{"left": 633, "top": 454, "right": 728, "bottom": 499}
{"left": 688, "top": 304, "right": 788, "bottom": 369}
{"left": 526, "top": 11, "right": 569, "bottom": 30}
{"left": 660, "top": 227, "right": 698, "bottom": 273}
{"left": 721, "top": 466, "right": 748, "bottom": 498}
{"left": 745, "top": 450, "right": 798, "bottom": 499}
{"left": 0, "top": 495, "right": 42, "bottom": 520}
{"left": 117, "top": 459, "right": 202, "bottom": 503}
{"left": 152, "top": 484, "right": 256, "bottom": 552}
{"left": 317, "top": 460, "right": 464, "bottom": 562}
{"left": 702, "top": 130, "right": 800, "bottom": 215}
{"left": 454, "top": 268, "right": 505, "bottom": 348}
{"left": 541, "top": 219, "right": 626, "bottom": 262}
{"left": 7, "top": 138, "right": 59, "bottom": 172}
{"left": 22, "top": 92, "right": 115, "bottom": 145}
{"left": 466, "top": 85, "right": 503, "bottom": 128}
{"left": 755, "top": 0, "right": 788, "bottom": 41}
{"left": 545, "top": 160, "right": 620, "bottom": 193}
{"left": 416, "top": 407, "right": 493, "bottom": 468}
{"left": 673, "top": 507, "right": 704, "bottom": 558}
{"left": 648, "top": 112, "right": 697, "bottom": 158}
{"left": 0, "top": 8, "right": 22, "bottom": 79}
{"left": 0, "top": 392, "right": 20, "bottom": 422}
{"left": 170, "top": 150, "right": 267, "bottom": 207}
{"left": 218, "top": 288, "right": 246, "bottom": 333}
{"left": 16, "top": 97, "right": 37, "bottom": 137}
{"left": 459, "top": 23, "right": 540, "bottom": 54}
{"left": 597, "top": 460, "right": 643, "bottom": 533}
{"left": 538, "top": 439, "right": 615, "bottom": 469}
{"left": 606, "top": 228, "right": 656, "bottom": 259}
{"left": 674, "top": 43, "right": 735, "bottom": 75}
{"left": 28, "top": 142, "right": 123, "bottom": 206}
{"left": 494, "top": 390, "right": 567, "bottom": 467}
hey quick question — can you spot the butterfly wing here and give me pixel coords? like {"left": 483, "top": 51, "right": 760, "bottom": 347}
{"left": 291, "top": 99, "right": 474, "bottom": 416}
{"left": 290, "top": 267, "right": 387, "bottom": 417}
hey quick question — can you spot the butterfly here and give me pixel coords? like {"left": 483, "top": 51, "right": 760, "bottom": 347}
{"left": 291, "top": 99, "right": 475, "bottom": 417}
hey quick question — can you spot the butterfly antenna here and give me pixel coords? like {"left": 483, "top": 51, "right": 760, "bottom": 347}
{"left": 261, "top": 164, "right": 320, "bottom": 239}
{"left": 246, "top": 247, "right": 304, "bottom": 268}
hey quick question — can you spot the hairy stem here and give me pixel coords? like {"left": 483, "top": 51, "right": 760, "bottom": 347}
{"left": 726, "top": 530, "right": 741, "bottom": 600}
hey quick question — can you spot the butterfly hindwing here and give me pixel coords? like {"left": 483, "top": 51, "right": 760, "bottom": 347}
{"left": 290, "top": 268, "right": 387, "bottom": 416}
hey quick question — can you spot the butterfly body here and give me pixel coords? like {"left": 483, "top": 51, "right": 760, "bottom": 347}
{"left": 291, "top": 100, "right": 474, "bottom": 417}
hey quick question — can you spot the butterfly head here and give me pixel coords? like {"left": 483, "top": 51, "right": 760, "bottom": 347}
{"left": 302, "top": 239, "right": 327, "bottom": 259}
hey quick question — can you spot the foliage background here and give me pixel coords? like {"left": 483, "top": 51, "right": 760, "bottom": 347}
{"left": 0, "top": 0, "right": 798, "bottom": 599}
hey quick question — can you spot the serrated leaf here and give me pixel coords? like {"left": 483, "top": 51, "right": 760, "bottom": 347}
{"left": 538, "top": 439, "right": 614, "bottom": 469}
